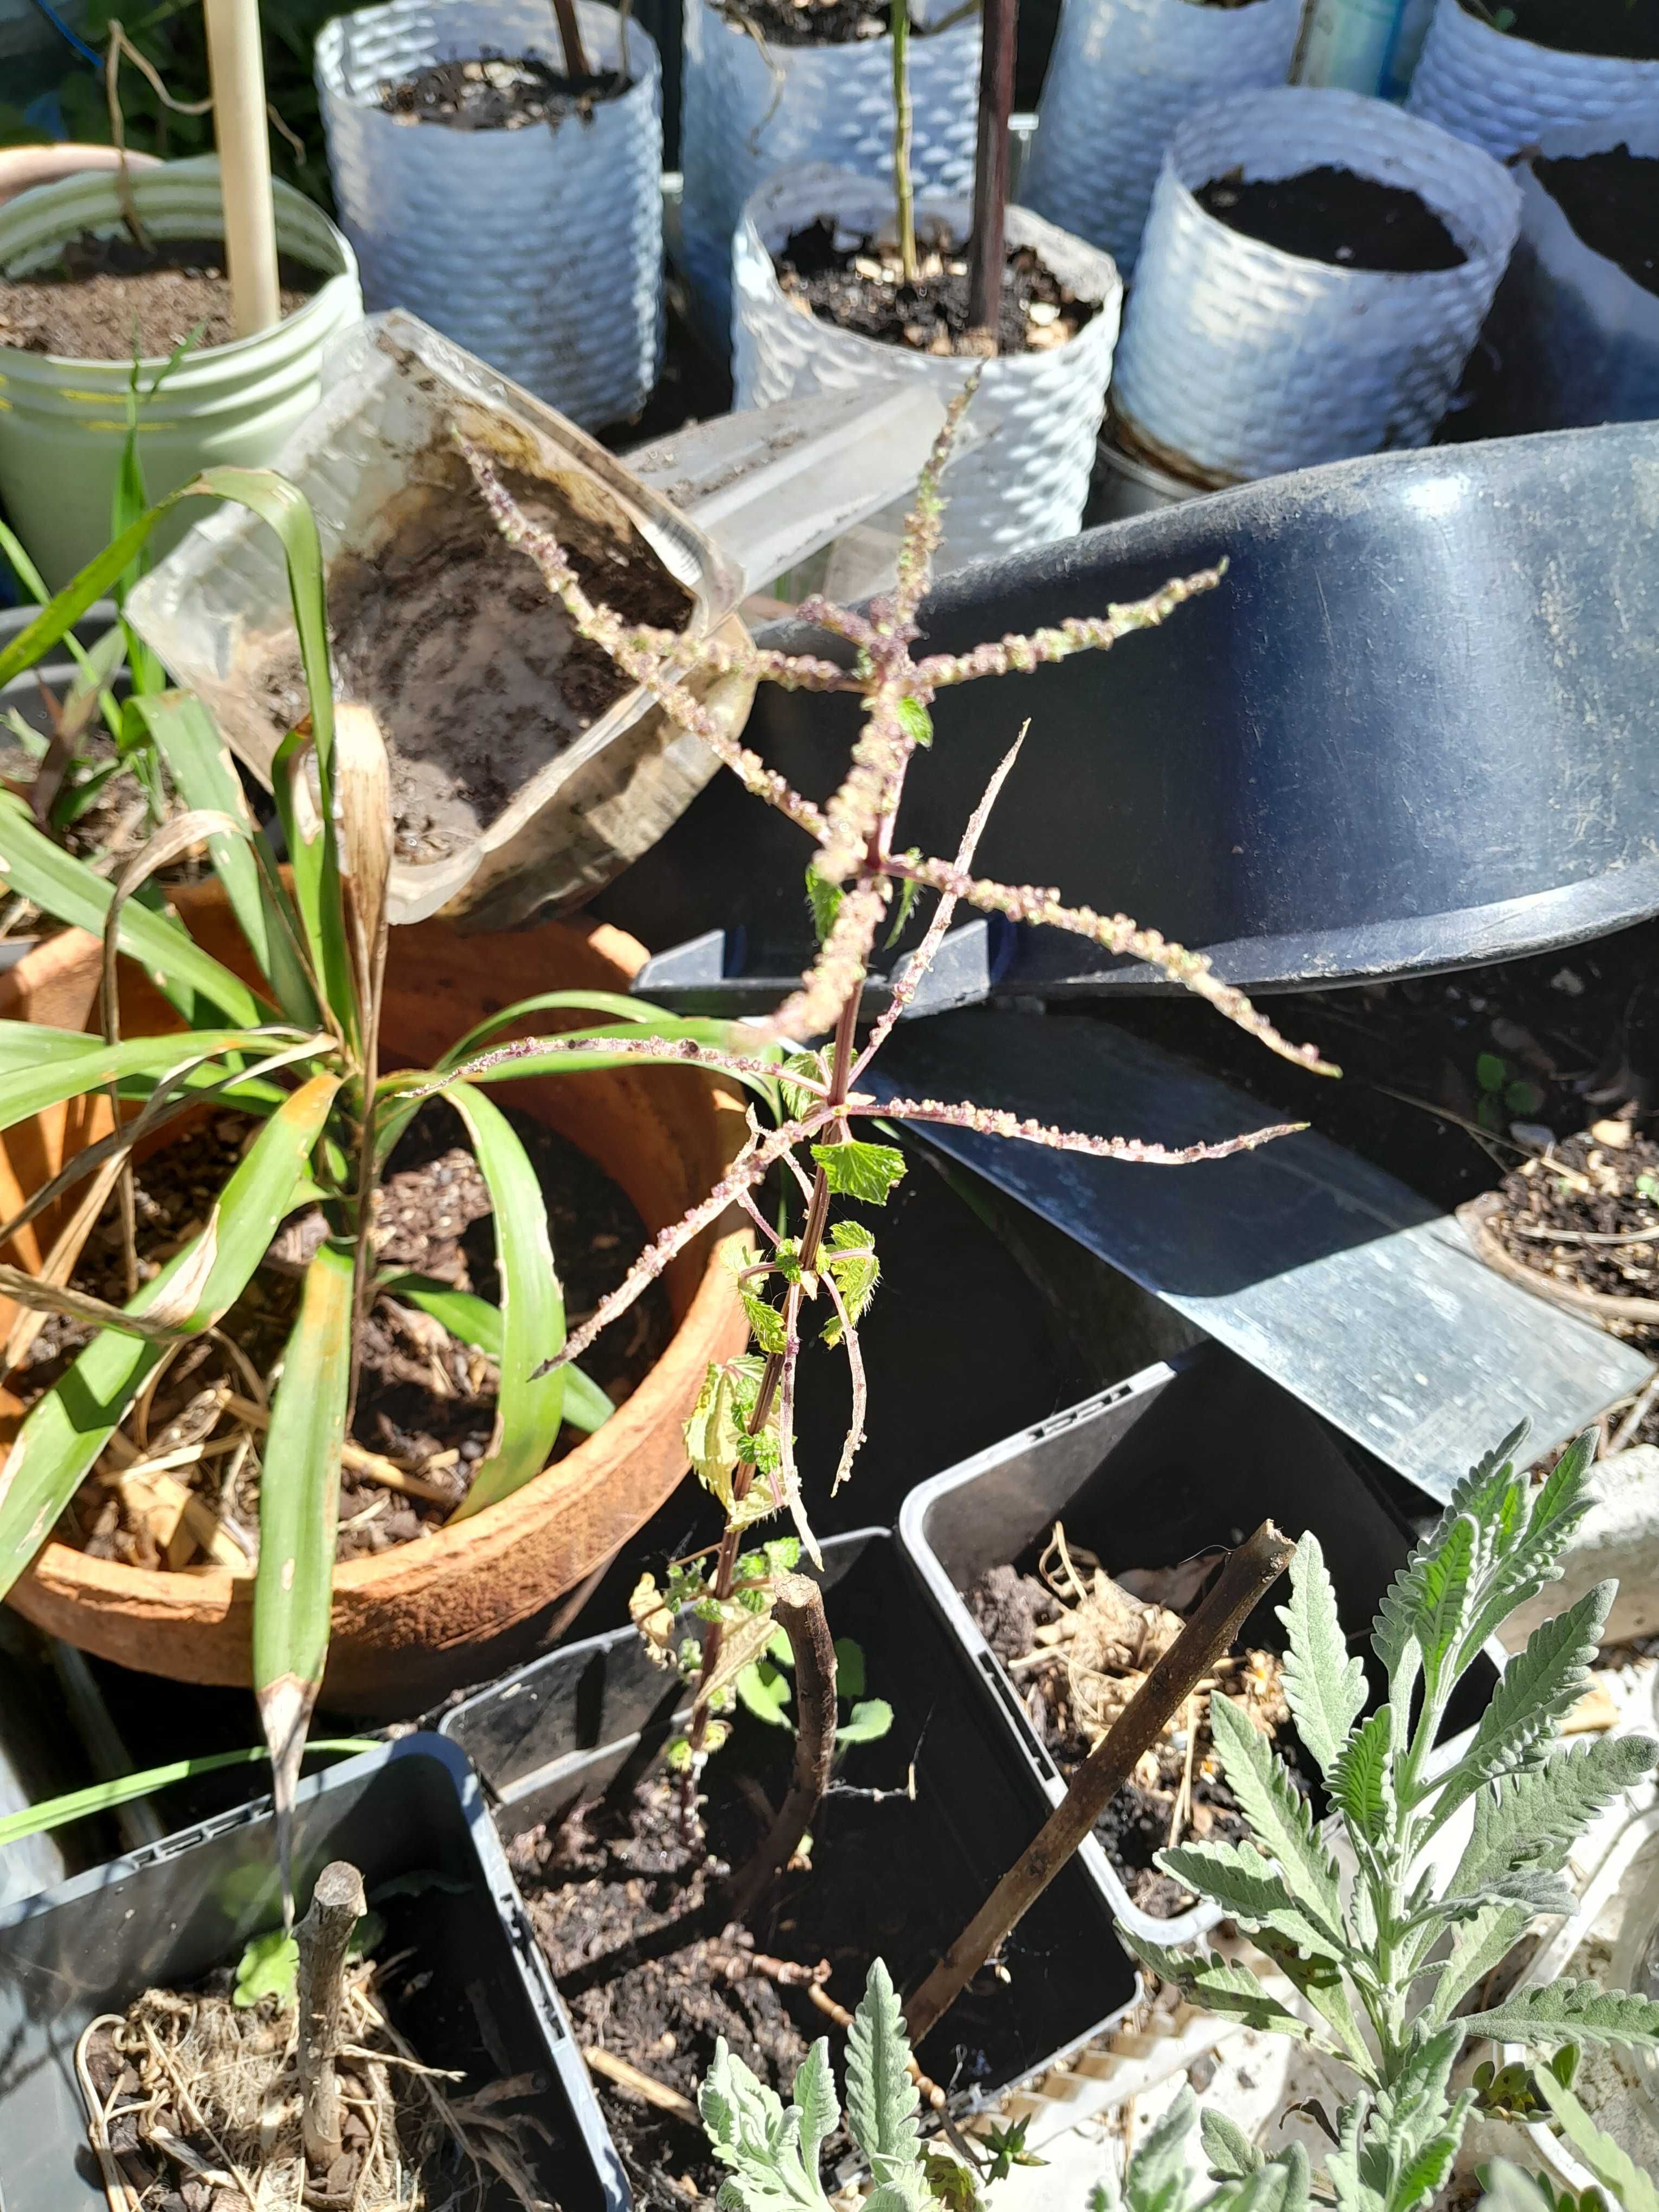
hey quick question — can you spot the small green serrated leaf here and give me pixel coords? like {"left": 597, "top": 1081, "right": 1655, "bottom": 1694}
{"left": 234, "top": 1928, "right": 299, "bottom": 2008}
{"left": 1530, "top": 2065, "right": 1659, "bottom": 2212}
{"left": 1208, "top": 1692, "right": 1346, "bottom": 1946}
{"left": 811, "top": 1141, "right": 907, "bottom": 1205}
{"left": 845, "top": 1960, "right": 922, "bottom": 2185}
{"left": 896, "top": 697, "right": 933, "bottom": 749}
{"left": 1120, "top": 1934, "right": 1316, "bottom": 2041}
{"left": 1464, "top": 1978, "right": 1659, "bottom": 2053}
{"left": 1477, "top": 1053, "right": 1510, "bottom": 1094}
{"left": 1277, "top": 1533, "right": 1366, "bottom": 1779}
{"left": 1329, "top": 1706, "right": 1397, "bottom": 1847}
{"left": 741, "top": 1287, "right": 790, "bottom": 1355}
{"left": 1202, "top": 2110, "right": 1265, "bottom": 2181}
{"left": 806, "top": 865, "right": 843, "bottom": 947}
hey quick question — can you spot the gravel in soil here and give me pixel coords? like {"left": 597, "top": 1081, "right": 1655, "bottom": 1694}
{"left": 253, "top": 443, "right": 694, "bottom": 864}
{"left": 1471, "top": 0, "right": 1659, "bottom": 59}
{"left": 775, "top": 216, "right": 1097, "bottom": 358}
{"left": 380, "top": 52, "right": 631, "bottom": 127}
{"left": 21, "top": 1098, "right": 668, "bottom": 1570}
{"left": 1534, "top": 146, "right": 1659, "bottom": 299}
{"left": 966, "top": 1553, "right": 1304, "bottom": 1921}
{"left": 1196, "top": 164, "right": 1466, "bottom": 273}
{"left": 0, "top": 233, "right": 323, "bottom": 360}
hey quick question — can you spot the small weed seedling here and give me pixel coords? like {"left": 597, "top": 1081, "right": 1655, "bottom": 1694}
{"left": 736, "top": 1631, "right": 895, "bottom": 1760}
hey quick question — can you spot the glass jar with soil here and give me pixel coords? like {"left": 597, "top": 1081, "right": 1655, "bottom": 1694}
{"left": 732, "top": 166, "right": 1121, "bottom": 571}
{"left": 1110, "top": 85, "right": 1517, "bottom": 486}
{"left": 317, "top": 0, "right": 665, "bottom": 428}
{"left": 679, "top": 0, "right": 980, "bottom": 343}
{"left": 444, "top": 1533, "right": 1136, "bottom": 2209}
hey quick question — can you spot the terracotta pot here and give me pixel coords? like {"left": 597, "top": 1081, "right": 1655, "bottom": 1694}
{"left": 0, "top": 147, "right": 161, "bottom": 210}
{"left": 1458, "top": 1188, "right": 1659, "bottom": 1331}
{"left": 0, "top": 889, "right": 750, "bottom": 1712}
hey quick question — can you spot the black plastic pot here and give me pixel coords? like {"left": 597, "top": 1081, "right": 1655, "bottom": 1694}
{"left": 596, "top": 421, "right": 1659, "bottom": 995}
{"left": 442, "top": 1529, "right": 1137, "bottom": 2114}
{"left": 0, "top": 1734, "right": 627, "bottom": 2212}
{"left": 897, "top": 1344, "right": 1502, "bottom": 1950}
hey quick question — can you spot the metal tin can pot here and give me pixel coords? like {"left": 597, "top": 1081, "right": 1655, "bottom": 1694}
{"left": 1502, "top": 112, "right": 1659, "bottom": 431}
{"left": 1406, "top": 0, "right": 1659, "bottom": 159}
{"left": 0, "top": 157, "right": 360, "bottom": 590}
{"left": 731, "top": 165, "right": 1121, "bottom": 574}
{"left": 1023, "top": 0, "right": 1302, "bottom": 278}
{"left": 318, "top": 0, "right": 663, "bottom": 429}
{"left": 1110, "top": 85, "right": 1520, "bottom": 484}
{"left": 679, "top": 0, "right": 980, "bottom": 348}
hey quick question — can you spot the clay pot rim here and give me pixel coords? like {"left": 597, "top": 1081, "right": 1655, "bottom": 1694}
{"left": 4, "top": 910, "right": 747, "bottom": 1623}
{"left": 1458, "top": 1186, "right": 1659, "bottom": 1328}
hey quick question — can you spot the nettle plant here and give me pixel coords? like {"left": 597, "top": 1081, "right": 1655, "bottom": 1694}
{"left": 1113, "top": 1425, "right": 1659, "bottom": 2212}
{"left": 0, "top": 472, "right": 738, "bottom": 1851}
{"left": 458, "top": 391, "right": 1331, "bottom": 1859}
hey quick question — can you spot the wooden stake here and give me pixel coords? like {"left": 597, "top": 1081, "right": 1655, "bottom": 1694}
{"left": 966, "top": 0, "right": 1017, "bottom": 345}
{"left": 903, "top": 1521, "right": 1294, "bottom": 2043}
{"left": 297, "top": 1859, "right": 366, "bottom": 2174}
{"left": 202, "top": 0, "right": 281, "bottom": 337}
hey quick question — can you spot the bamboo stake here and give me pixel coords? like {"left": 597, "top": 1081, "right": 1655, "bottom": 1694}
{"left": 903, "top": 1521, "right": 1294, "bottom": 2043}
{"left": 202, "top": 0, "right": 281, "bottom": 336}
{"left": 966, "top": 0, "right": 1016, "bottom": 345}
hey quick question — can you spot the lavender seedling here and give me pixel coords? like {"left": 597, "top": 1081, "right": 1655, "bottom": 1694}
{"left": 455, "top": 389, "right": 1333, "bottom": 1887}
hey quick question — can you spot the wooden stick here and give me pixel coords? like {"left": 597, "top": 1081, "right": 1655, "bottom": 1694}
{"left": 966, "top": 0, "right": 1016, "bottom": 344}
{"left": 201, "top": 0, "right": 280, "bottom": 336}
{"left": 583, "top": 2046, "right": 697, "bottom": 2120}
{"left": 550, "top": 0, "right": 593, "bottom": 80}
{"left": 891, "top": 0, "right": 917, "bottom": 283}
{"left": 297, "top": 1860, "right": 366, "bottom": 2174}
{"left": 903, "top": 1521, "right": 1294, "bottom": 2044}
{"left": 805, "top": 1983, "right": 946, "bottom": 2110}
{"left": 219, "top": 1391, "right": 455, "bottom": 1504}
{"left": 726, "top": 1573, "right": 837, "bottom": 1920}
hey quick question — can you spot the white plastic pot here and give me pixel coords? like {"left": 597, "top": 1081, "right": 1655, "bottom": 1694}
{"left": 1406, "top": 0, "right": 1659, "bottom": 159}
{"left": 1023, "top": 0, "right": 1302, "bottom": 277}
{"left": 1503, "top": 113, "right": 1659, "bottom": 431}
{"left": 731, "top": 165, "right": 1121, "bottom": 574}
{"left": 679, "top": 0, "right": 980, "bottom": 349}
{"left": 0, "top": 157, "right": 360, "bottom": 591}
{"left": 318, "top": 0, "right": 662, "bottom": 429}
{"left": 1110, "top": 86, "right": 1520, "bottom": 486}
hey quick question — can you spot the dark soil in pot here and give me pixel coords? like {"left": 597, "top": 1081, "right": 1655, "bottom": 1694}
{"left": 964, "top": 1542, "right": 1313, "bottom": 1920}
{"left": 1465, "top": 0, "right": 1659, "bottom": 60}
{"left": 252, "top": 445, "right": 695, "bottom": 864}
{"left": 1195, "top": 164, "right": 1466, "bottom": 272}
{"left": 511, "top": 1706, "right": 1032, "bottom": 2212}
{"left": 19, "top": 1097, "right": 668, "bottom": 1568}
{"left": 1482, "top": 1125, "right": 1659, "bottom": 1307}
{"left": 1534, "top": 144, "right": 1659, "bottom": 297}
{"left": 380, "top": 52, "right": 632, "bottom": 126}
{"left": 775, "top": 217, "right": 1099, "bottom": 357}
{"left": 717, "top": 0, "right": 888, "bottom": 47}
{"left": 0, "top": 234, "right": 325, "bottom": 359}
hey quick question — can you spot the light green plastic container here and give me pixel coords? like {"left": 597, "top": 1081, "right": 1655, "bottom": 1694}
{"left": 0, "top": 156, "right": 361, "bottom": 587}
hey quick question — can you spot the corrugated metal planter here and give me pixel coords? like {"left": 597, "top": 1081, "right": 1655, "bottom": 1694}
{"left": 679, "top": 0, "right": 980, "bottom": 348}
{"left": 318, "top": 0, "right": 663, "bottom": 428}
{"left": 1023, "top": 0, "right": 1302, "bottom": 278}
{"left": 1110, "top": 85, "right": 1519, "bottom": 486}
{"left": 732, "top": 165, "right": 1121, "bottom": 573}
{"left": 1503, "top": 113, "right": 1659, "bottom": 432}
{"left": 1406, "top": 0, "right": 1659, "bottom": 159}
{"left": 0, "top": 157, "right": 359, "bottom": 590}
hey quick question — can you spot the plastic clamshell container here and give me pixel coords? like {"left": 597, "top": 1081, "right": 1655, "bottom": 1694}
{"left": 0, "top": 1735, "right": 628, "bottom": 2212}
{"left": 898, "top": 1344, "right": 1502, "bottom": 1949}
{"left": 443, "top": 1529, "right": 1139, "bottom": 2109}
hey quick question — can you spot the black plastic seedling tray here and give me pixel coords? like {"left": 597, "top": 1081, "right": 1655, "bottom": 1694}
{"left": 443, "top": 1529, "right": 1137, "bottom": 2114}
{"left": 898, "top": 1343, "right": 1503, "bottom": 1949}
{"left": 0, "top": 1734, "right": 627, "bottom": 2212}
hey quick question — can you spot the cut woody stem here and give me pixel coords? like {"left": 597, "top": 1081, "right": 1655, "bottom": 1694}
{"left": 902, "top": 1520, "right": 1294, "bottom": 2043}
{"left": 297, "top": 1858, "right": 368, "bottom": 2175}
{"left": 550, "top": 0, "right": 593, "bottom": 80}
{"left": 726, "top": 1573, "right": 838, "bottom": 1919}
{"left": 967, "top": 0, "right": 1016, "bottom": 345}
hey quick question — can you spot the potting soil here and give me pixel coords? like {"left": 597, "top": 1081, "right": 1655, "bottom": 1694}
{"left": 1488, "top": 1126, "right": 1659, "bottom": 1304}
{"left": 380, "top": 52, "right": 633, "bottom": 127}
{"left": 0, "top": 234, "right": 324, "bottom": 360}
{"left": 20, "top": 1098, "right": 667, "bottom": 1568}
{"left": 719, "top": 0, "right": 890, "bottom": 46}
{"left": 253, "top": 447, "right": 694, "bottom": 864}
{"left": 1195, "top": 165, "right": 1466, "bottom": 273}
{"left": 775, "top": 218, "right": 1097, "bottom": 357}
{"left": 1534, "top": 146, "right": 1659, "bottom": 298}
{"left": 1472, "top": 0, "right": 1659, "bottom": 59}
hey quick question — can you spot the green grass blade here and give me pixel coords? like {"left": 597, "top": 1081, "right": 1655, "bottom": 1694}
{"left": 0, "top": 1022, "right": 123, "bottom": 1071}
{"left": 378, "top": 1270, "right": 614, "bottom": 1435}
{"left": 126, "top": 690, "right": 319, "bottom": 1027}
{"left": 0, "top": 518, "right": 124, "bottom": 742}
{"left": 0, "top": 1028, "right": 300, "bottom": 1135}
{"left": 272, "top": 726, "right": 356, "bottom": 1050}
{"left": 0, "top": 1738, "right": 380, "bottom": 1848}
{"left": 253, "top": 1238, "right": 353, "bottom": 1840}
{"left": 441, "top": 1083, "right": 565, "bottom": 1520}
{"left": 0, "top": 791, "right": 273, "bottom": 1029}
{"left": 0, "top": 1072, "right": 342, "bottom": 1603}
